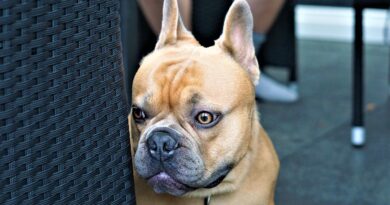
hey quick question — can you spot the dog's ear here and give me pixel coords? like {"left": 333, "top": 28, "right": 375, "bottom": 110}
{"left": 155, "top": 0, "right": 197, "bottom": 49}
{"left": 216, "top": 0, "right": 260, "bottom": 85}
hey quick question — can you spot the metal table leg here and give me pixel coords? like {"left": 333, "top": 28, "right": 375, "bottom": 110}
{"left": 352, "top": 4, "right": 365, "bottom": 147}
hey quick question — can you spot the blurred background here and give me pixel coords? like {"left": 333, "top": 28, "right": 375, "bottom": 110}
{"left": 261, "top": 4, "right": 390, "bottom": 205}
{"left": 259, "top": 1, "right": 390, "bottom": 205}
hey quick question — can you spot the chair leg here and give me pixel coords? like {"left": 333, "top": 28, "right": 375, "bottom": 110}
{"left": 289, "top": 64, "right": 298, "bottom": 93}
{"left": 289, "top": 4, "right": 298, "bottom": 92}
{"left": 352, "top": 5, "right": 365, "bottom": 147}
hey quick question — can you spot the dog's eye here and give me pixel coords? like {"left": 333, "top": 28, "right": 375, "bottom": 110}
{"left": 132, "top": 106, "right": 147, "bottom": 122}
{"left": 194, "top": 111, "right": 222, "bottom": 128}
{"left": 196, "top": 111, "right": 214, "bottom": 125}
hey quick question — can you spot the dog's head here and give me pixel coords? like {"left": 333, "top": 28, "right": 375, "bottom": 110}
{"left": 130, "top": 0, "right": 259, "bottom": 196}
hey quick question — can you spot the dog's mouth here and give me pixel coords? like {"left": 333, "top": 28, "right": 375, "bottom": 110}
{"left": 147, "top": 172, "right": 194, "bottom": 196}
{"left": 146, "top": 164, "right": 233, "bottom": 196}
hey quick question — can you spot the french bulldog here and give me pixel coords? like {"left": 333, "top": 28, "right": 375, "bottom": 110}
{"left": 129, "top": 0, "right": 279, "bottom": 204}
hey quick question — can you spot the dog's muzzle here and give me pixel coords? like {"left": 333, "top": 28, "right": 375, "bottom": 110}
{"left": 135, "top": 126, "right": 233, "bottom": 196}
{"left": 146, "top": 130, "right": 179, "bottom": 161}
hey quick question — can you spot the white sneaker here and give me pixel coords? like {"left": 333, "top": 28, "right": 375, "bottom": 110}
{"left": 255, "top": 74, "right": 298, "bottom": 103}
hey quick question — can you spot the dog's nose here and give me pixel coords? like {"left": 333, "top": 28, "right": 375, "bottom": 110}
{"left": 147, "top": 131, "right": 179, "bottom": 161}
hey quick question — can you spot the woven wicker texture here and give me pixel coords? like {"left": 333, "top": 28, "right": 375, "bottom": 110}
{"left": 0, "top": 0, "right": 134, "bottom": 204}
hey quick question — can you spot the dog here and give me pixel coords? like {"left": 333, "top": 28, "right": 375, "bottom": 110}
{"left": 129, "top": 0, "right": 279, "bottom": 204}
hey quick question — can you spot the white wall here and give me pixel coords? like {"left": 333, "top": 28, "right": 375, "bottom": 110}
{"left": 296, "top": 5, "right": 388, "bottom": 44}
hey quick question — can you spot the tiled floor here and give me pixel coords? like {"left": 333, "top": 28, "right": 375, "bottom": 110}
{"left": 259, "top": 40, "right": 390, "bottom": 205}
{"left": 275, "top": 102, "right": 390, "bottom": 205}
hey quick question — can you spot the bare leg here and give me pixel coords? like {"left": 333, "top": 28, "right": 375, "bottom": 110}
{"left": 137, "top": 0, "right": 192, "bottom": 36}
{"left": 178, "top": 0, "right": 192, "bottom": 31}
{"left": 137, "top": 0, "right": 163, "bottom": 35}
{"left": 246, "top": 0, "right": 285, "bottom": 34}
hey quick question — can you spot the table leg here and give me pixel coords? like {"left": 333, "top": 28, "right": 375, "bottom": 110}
{"left": 352, "top": 5, "right": 365, "bottom": 147}
{"left": 289, "top": 64, "right": 298, "bottom": 94}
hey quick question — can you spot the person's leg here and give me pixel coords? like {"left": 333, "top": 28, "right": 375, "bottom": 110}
{"left": 247, "top": 0, "right": 298, "bottom": 102}
{"left": 137, "top": 0, "right": 192, "bottom": 36}
{"left": 247, "top": 0, "right": 285, "bottom": 34}
{"left": 137, "top": 0, "right": 163, "bottom": 35}
{"left": 178, "top": 0, "right": 192, "bottom": 31}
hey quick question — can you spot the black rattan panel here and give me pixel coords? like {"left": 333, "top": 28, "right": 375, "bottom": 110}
{"left": 0, "top": 0, "right": 134, "bottom": 204}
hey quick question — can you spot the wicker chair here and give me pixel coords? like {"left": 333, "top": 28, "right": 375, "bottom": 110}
{"left": 0, "top": 1, "right": 135, "bottom": 204}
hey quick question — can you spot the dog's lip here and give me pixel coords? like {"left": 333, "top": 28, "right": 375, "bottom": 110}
{"left": 144, "top": 163, "right": 234, "bottom": 192}
{"left": 146, "top": 172, "right": 192, "bottom": 188}
{"left": 147, "top": 172, "right": 195, "bottom": 195}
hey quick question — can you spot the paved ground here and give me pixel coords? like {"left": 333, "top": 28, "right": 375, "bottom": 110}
{"left": 258, "top": 40, "right": 390, "bottom": 205}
